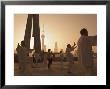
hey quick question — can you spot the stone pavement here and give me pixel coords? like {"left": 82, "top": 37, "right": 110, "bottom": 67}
{"left": 14, "top": 59, "right": 97, "bottom": 76}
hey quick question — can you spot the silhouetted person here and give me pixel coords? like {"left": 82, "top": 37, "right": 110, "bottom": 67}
{"left": 50, "top": 51, "right": 53, "bottom": 64}
{"left": 47, "top": 49, "right": 53, "bottom": 69}
{"left": 77, "top": 28, "right": 97, "bottom": 75}
{"left": 16, "top": 43, "right": 20, "bottom": 52}
{"left": 59, "top": 50, "right": 64, "bottom": 70}
{"left": 41, "top": 50, "right": 45, "bottom": 63}
{"left": 15, "top": 43, "right": 21, "bottom": 63}
{"left": 42, "top": 52, "right": 47, "bottom": 64}
{"left": 66, "top": 43, "right": 77, "bottom": 73}
{"left": 32, "top": 53, "right": 36, "bottom": 64}
{"left": 32, "top": 50, "right": 41, "bottom": 68}
{"left": 35, "top": 50, "right": 41, "bottom": 63}
{"left": 17, "top": 40, "right": 29, "bottom": 75}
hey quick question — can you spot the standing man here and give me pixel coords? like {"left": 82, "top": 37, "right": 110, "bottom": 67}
{"left": 47, "top": 49, "right": 53, "bottom": 69}
{"left": 77, "top": 28, "right": 97, "bottom": 75}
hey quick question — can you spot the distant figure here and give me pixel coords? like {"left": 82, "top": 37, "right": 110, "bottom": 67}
{"left": 50, "top": 51, "right": 53, "bottom": 62}
{"left": 77, "top": 28, "right": 97, "bottom": 75}
{"left": 17, "top": 40, "right": 29, "bottom": 75}
{"left": 41, "top": 50, "right": 45, "bottom": 63}
{"left": 15, "top": 43, "right": 21, "bottom": 63}
{"left": 47, "top": 49, "right": 53, "bottom": 69}
{"left": 16, "top": 42, "right": 23, "bottom": 69}
{"left": 16, "top": 43, "right": 21, "bottom": 53}
{"left": 34, "top": 50, "right": 41, "bottom": 63}
{"left": 43, "top": 52, "right": 48, "bottom": 64}
{"left": 32, "top": 50, "right": 41, "bottom": 68}
{"left": 32, "top": 53, "right": 36, "bottom": 64}
{"left": 59, "top": 50, "right": 64, "bottom": 70}
{"left": 66, "top": 43, "right": 77, "bottom": 73}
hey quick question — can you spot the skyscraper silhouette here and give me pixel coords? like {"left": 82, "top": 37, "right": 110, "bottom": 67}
{"left": 54, "top": 42, "right": 58, "bottom": 53}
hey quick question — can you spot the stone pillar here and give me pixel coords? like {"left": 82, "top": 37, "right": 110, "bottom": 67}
{"left": 32, "top": 14, "right": 41, "bottom": 53}
{"left": 24, "top": 14, "right": 41, "bottom": 53}
{"left": 24, "top": 14, "right": 32, "bottom": 49}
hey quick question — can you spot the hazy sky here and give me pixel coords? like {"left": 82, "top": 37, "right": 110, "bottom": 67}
{"left": 14, "top": 14, "right": 97, "bottom": 52}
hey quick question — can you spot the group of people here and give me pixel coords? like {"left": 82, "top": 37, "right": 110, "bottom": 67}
{"left": 16, "top": 28, "right": 97, "bottom": 75}
{"left": 32, "top": 49, "right": 53, "bottom": 69}
{"left": 16, "top": 41, "right": 55, "bottom": 75}
{"left": 16, "top": 41, "right": 31, "bottom": 75}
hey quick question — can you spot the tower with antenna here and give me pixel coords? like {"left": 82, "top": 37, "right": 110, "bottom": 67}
{"left": 41, "top": 25, "right": 46, "bottom": 52}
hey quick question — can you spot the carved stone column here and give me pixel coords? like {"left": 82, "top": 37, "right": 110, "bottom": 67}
{"left": 24, "top": 14, "right": 41, "bottom": 53}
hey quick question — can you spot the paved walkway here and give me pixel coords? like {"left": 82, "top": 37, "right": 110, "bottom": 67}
{"left": 14, "top": 59, "right": 97, "bottom": 76}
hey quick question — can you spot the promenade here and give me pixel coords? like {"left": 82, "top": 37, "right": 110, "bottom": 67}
{"left": 14, "top": 59, "right": 97, "bottom": 76}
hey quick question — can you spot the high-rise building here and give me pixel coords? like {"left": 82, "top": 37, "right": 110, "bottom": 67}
{"left": 54, "top": 42, "right": 58, "bottom": 53}
{"left": 44, "top": 45, "right": 46, "bottom": 52}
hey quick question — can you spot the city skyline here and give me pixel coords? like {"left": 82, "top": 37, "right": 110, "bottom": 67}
{"left": 14, "top": 14, "right": 97, "bottom": 52}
